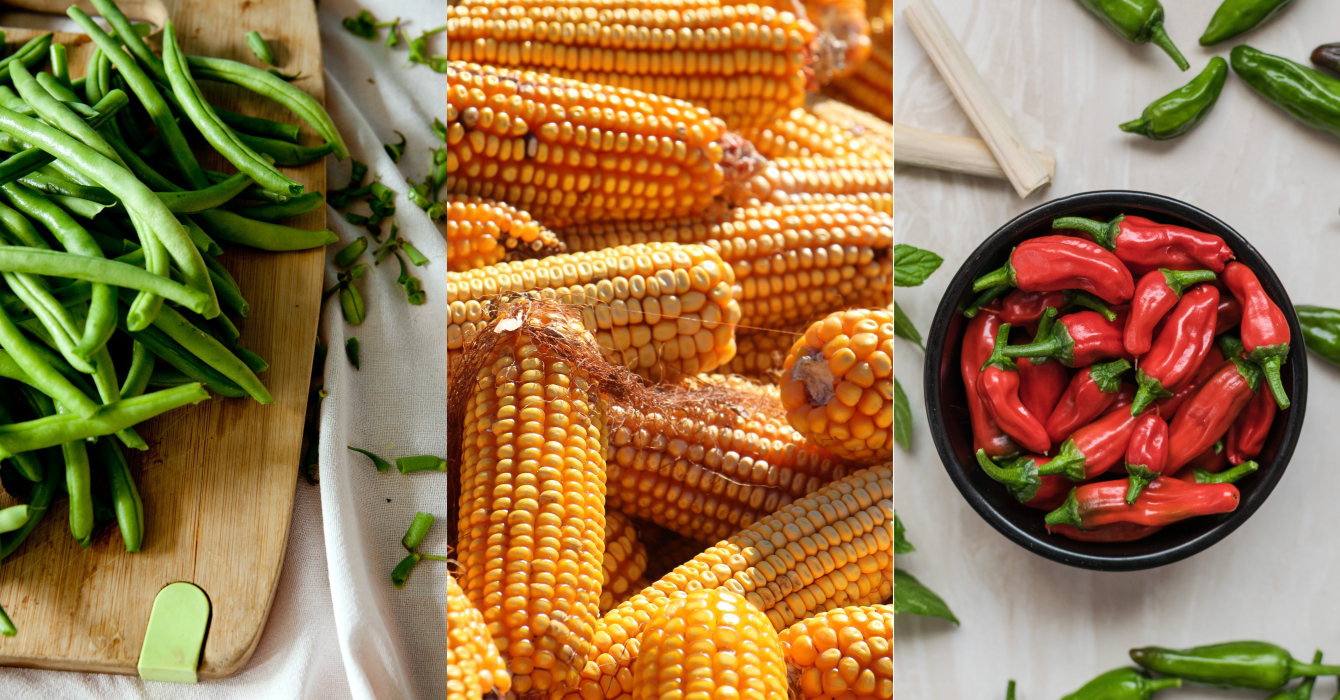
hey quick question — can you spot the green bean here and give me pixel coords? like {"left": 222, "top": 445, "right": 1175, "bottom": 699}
{"left": 5, "top": 271, "right": 91, "bottom": 375}
{"left": 148, "top": 365, "right": 192, "bottom": 387}
{"left": 121, "top": 340, "right": 152, "bottom": 400}
{"left": 92, "top": 437, "right": 142, "bottom": 552}
{"left": 0, "top": 34, "right": 52, "bottom": 86}
{"left": 0, "top": 88, "right": 33, "bottom": 117}
{"left": 19, "top": 170, "right": 117, "bottom": 205}
{"left": 162, "top": 27, "right": 301, "bottom": 196}
{"left": 206, "top": 312, "right": 240, "bottom": 348}
{"left": 0, "top": 505, "right": 27, "bottom": 533}
{"left": 0, "top": 89, "right": 129, "bottom": 190}
{"left": 156, "top": 172, "right": 252, "bottom": 214}
{"left": 232, "top": 192, "right": 324, "bottom": 222}
{"left": 215, "top": 108, "right": 300, "bottom": 144}
{"left": 149, "top": 301, "right": 271, "bottom": 403}
{"left": 401, "top": 512, "right": 435, "bottom": 549}
{"left": 2, "top": 183, "right": 118, "bottom": 358}
{"left": 49, "top": 195, "right": 109, "bottom": 220}
{"left": 187, "top": 55, "right": 349, "bottom": 160}
{"left": 0, "top": 105, "right": 219, "bottom": 325}
{"left": 180, "top": 216, "right": 221, "bottom": 256}
{"left": 36, "top": 73, "right": 78, "bottom": 104}
{"left": 0, "top": 383, "right": 209, "bottom": 459}
{"left": 17, "top": 385, "right": 92, "bottom": 545}
{"left": 0, "top": 247, "right": 214, "bottom": 313}
{"left": 0, "top": 392, "right": 40, "bottom": 481}
{"left": 117, "top": 308, "right": 246, "bottom": 398}
{"left": 0, "top": 199, "right": 46, "bottom": 248}
{"left": 235, "top": 346, "right": 268, "bottom": 373}
{"left": 89, "top": 0, "right": 166, "bottom": 82}
{"left": 202, "top": 253, "right": 248, "bottom": 318}
{"left": 67, "top": 8, "right": 208, "bottom": 189}
{"left": 0, "top": 441, "right": 57, "bottom": 560}
{"left": 49, "top": 43, "right": 69, "bottom": 89}
{"left": 11, "top": 60, "right": 126, "bottom": 170}
{"left": 0, "top": 303, "right": 96, "bottom": 417}
{"left": 234, "top": 132, "right": 335, "bottom": 167}
{"left": 246, "top": 31, "right": 276, "bottom": 65}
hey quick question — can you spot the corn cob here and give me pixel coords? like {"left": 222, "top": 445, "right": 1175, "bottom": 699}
{"left": 780, "top": 308, "right": 893, "bottom": 464}
{"left": 823, "top": 8, "right": 890, "bottom": 122}
{"left": 739, "top": 107, "right": 888, "bottom": 161}
{"left": 444, "top": 5, "right": 817, "bottom": 130}
{"left": 563, "top": 202, "right": 893, "bottom": 332}
{"left": 601, "top": 510, "right": 649, "bottom": 614}
{"left": 742, "top": 155, "right": 893, "bottom": 208}
{"left": 447, "top": 572, "right": 512, "bottom": 700}
{"left": 446, "top": 194, "right": 566, "bottom": 272}
{"left": 633, "top": 588, "right": 789, "bottom": 700}
{"left": 454, "top": 0, "right": 723, "bottom": 9}
{"left": 456, "top": 307, "right": 609, "bottom": 696}
{"left": 559, "top": 464, "right": 892, "bottom": 700}
{"left": 808, "top": 97, "right": 893, "bottom": 155}
{"left": 447, "top": 242, "right": 742, "bottom": 381}
{"left": 725, "top": 323, "right": 808, "bottom": 380}
{"left": 445, "top": 62, "right": 745, "bottom": 228}
{"left": 780, "top": 605, "right": 893, "bottom": 700}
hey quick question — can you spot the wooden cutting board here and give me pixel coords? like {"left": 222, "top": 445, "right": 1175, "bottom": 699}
{"left": 0, "top": 0, "right": 325, "bottom": 679}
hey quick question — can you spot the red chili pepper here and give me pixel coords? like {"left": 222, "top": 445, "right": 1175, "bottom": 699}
{"left": 1045, "top": 358, "right": 1131, "bottom": 442}
{"left": 977, "top": 323, "right": 1052, "bottom": 454}
{"left": 1124, "top": 269, "right": 1219, "bottom": 355}
{"left": 1124, "top": 414, "right": 1168, "bottom": 505}
{"left": 1166, "top": 358, "right": 1264, "bottom": 471}
{"left": 999, "top": 289, "right": 1116, "bottom": 326}
{"left": 1002, "top": 309, "right": 1130, "bottom": 368}
{"left": 1049, "top": 522, "right": 1164, "bottom": 543}
{"left": 972, "top": 450, "right": 1072, "bottom": 509}
{"left": 1044, "top": 388, "right": 1149, "bottom": 480}
{"left": 1052, "top": 214, "right": 1234, "bottom": 275}
{"left": 1223, "top": 262, "right": 1291, "bottom": 409}
{"left": 961, "top": 308, "right": 1022, "bottom": 460}
{"left": 1155, "top": 344, "right": 1223, "bottom": 419}
{"left": 1131, "top": 284, "right": 1221, "bottom": 415}
{"left": 1226, "top": 383, "right": 1276, "bottom": 465}
{"left": 1044, "top": 477, "right": 1241, "bottom": 531}
{"left": 1216, "top": 295, "right": 1243, "bottom": 334}
{"left": 972, "top": 235, "right": 1135, "bottom": 305}
{"left": 1018, "top": 357, "right": 1071, "bottom": 429}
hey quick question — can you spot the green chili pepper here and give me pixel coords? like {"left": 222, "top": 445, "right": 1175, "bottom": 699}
{"left": 1121, "top": 58, "right": 1228, "bottom": 140}
{"left": 1061, "top": 668, "right": 1180, "bottom": 700}
{"left": 1072, "top": 0, "right": 1188, "bottom": 71}
{"left": 395, "top": 455, "right": 446, "bottom": 474}
{"left": 1296, "top": 305, "right": 1340, "bottom": 366}
{"left": 1264, "top": 650, "right": 1322, "bottom": 700}
{"left": 1200, "top": 0, "right": 1295, "bottom": 46}
{"left": 1232, "top": 46, "right": 1340, "bottom": 140}
{"left": 1130, "top": 641, "right": 1340, "bottom": 690}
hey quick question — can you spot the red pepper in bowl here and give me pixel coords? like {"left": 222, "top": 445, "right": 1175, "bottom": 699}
{"left": 1125, "top": 268, "right": 1219, "bottom": 355}
{"left": 1018, "top": 357, "right": 1070, "bottom": 427}
{"left": 1000, "top": 288, "right": 1116, "bottom": 326}
{"left": 1044, "top": 477, "right": 1241, "bottom": 531}
{"left": 1125, "top": 414, "right": 1169, "bottom": 505}
{"left": 1131, "top": 284, "right": 1221, "bottom": 415}
{"left": 972, "top": 236, "right": 1135, "bottom": 304}
{"left": 1042, "top": 388, "right": 1149, "bottom": 480}
{"left": 1226, "top": 385, "right": 1276, "bottom": 465}
{"left": 1002, "top": 309, "right": 1129, "bottom": 367}
{"left": 1166, "top": 357, "right": 1264, "bottom": 471}
{"left": 972, "top": 450, "right": 1071, "bottom": 508}
{"left": 1223, "top": 262, "right": 1291, "bottom": 409}
{"left": 962, "top": 308, "right": 1022, "bottom": 459}
{"left": 1051, "top": 214, "right": 1233, "bottom": 274}
{"left": 1216, "top": 295, "right": 1243, "bottom": 334}
{"left": 977, "top": 324, "right": 1052, "bottom": 454}
{"left": 1046, "top": 358, "right": 1132, "bottom": 442}
{"left": 1049, "top": 522, "right": 1165, "bottom": 542}
{"left": 1156, "top": 343, "right": 1224, "bottom": 419}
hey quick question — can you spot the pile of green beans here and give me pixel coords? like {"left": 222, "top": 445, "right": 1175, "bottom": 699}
{"left": 0, "top": 0, "right": 348, "bottom": 637}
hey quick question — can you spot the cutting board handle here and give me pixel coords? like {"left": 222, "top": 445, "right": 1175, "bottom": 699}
{"left": 2, "top": 0, "right": 169, "bottom": 30}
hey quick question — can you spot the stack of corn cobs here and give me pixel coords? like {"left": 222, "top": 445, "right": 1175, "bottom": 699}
{"left": 0, "top": 0, "right": 345, "bottom": 635}
{"left": 964, "top": 215, "right": 1290, "bottom": 543}
{"left": 444, "top": 0, "right": 894, "bottom": 696}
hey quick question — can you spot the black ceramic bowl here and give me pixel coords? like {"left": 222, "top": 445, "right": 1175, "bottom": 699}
{"left": 923, "top": 191, "right": 1307, "bottom": 571}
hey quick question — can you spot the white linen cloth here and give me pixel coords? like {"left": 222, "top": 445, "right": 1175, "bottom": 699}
{"left": 0, "top": 0, "right": 450, "bottom": 697}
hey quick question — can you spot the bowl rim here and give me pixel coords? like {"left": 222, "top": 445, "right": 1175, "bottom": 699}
{"left": 921, "top": 189, "right": 1308, "bottom": 571}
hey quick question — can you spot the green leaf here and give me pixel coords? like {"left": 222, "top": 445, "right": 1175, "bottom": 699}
{"left": 894, "top": 244, "right": 943, "bottom": 287}
{"left": 347, "top": 446, "right": 391, "bottom": 472}
{"left": 894, "top": 377, "right": 912, "bottom": 451}
{"left": 342, "top": 10, "right": 378, "bottom": 40}
{"left": 893, "top": 302, "right": 924, "bottom": 351}
{"left": 384, "top": 131, "right": 406, "bottom": 164}
{"left": 345, "top": 337, "right": 361, "bottom": 369}
{"left": 893, "top": 569, "right": 958, "bottom": 624}
{"left": 894, "top": 512, "right": 914, "bottom": 554}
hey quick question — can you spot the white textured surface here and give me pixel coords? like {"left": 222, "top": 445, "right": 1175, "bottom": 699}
{"left": 894, "top": 0, "right": 1340, "bottom": 697}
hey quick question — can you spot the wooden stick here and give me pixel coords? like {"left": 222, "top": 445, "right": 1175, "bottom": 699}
{"left": 895, "top": 124, "right": 1055, "bottom": 182}
{"left": 903, "top": 0, "right": 1051, "bottom": 198}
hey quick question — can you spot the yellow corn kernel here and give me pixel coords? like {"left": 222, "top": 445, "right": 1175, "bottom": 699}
{"left": 823, "top": 17, "right": 891, "bottom": 122}
{"left": 724, "top": 322, "right": 810, "bottom": 381}
{"left": 808, "top": 97, "right": 893, "bottom": 155}
{"left": 560, "top": 465, "right": 893, "bottom": 700}
{"left": 781, "top": 308, "right": 894, "bottom": 464}
{"left": 457, "top": 309, "right": 608, "bottom": 696}
{"left": 781, "top": 605, "right": 893, "bottom": 700}
{"left": 740, "top": 108, "right": 890, "bottom": 162}
{"left": 744, "top": 156, "right": 893, "bottom": 208}
{"left": 447, "top": 572, "right": 512, "bottom": 700}
{"left": 601, "top": 511, "right": 650, "bottom": 615}
{"left": 446, "top": 242, "right": 741, "bottom": 381}
{"left": 446, "top": 194, "right": 566, "bottom": 272}
{"left": 444, "top": 6, "right": 817, "bottom": 130}
{"left": 563, "top": 203, "right": 893, "bottom": 332}
{"left": 634, "top": 588, "right": 788, "bottom": 700}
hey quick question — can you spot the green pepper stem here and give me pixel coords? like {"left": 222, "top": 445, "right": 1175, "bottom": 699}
{"left": 1290, "top": 660, "right": 1340, "bottom": 678}
{"left": 1148, "top": 23, "right": 1189, "bottom": 71}
{"left": 1145, "top": 677, "right": 1182, "bottom": 692}
{"left": 1195, "top": 461, "right": 1258, "bottom": 484}
{"left": 1005, "top": 680, "right": 1016, "bottom": 700}
{"left": 1259, "top": 356, "right": 1290, "bottom": 409}
{"left": 1052, "top": 216, "right": 1117, "bottom": 249}
{"left": 1043, "top": 488, "right": 1081, "bottom": 528}
{"left": 972, "top": 262, "right": 1013, "bottom": 293}
{"left": 1131, "top": 369, "right": 1173, "bottom": 416}
{"left": 1119, "top": 117, "right": 1147, "bottom": 134}
{"left": 1001, "top": 335, "right": 1061, "bottom": 362}
{"left": 1219, "top": 333, "right": 1245, "bottom": 359}
{"left": 1161, "top": 269, "right": 1219, "bottom": 297}
{"left": 963, "top": 285, "right": 1008, "bottom": 318}
{"left": 1067, "top": 291, "right": 1116, "bottom": 321}
{"left": 1125, "top": 464, "right": 1157, "bottom": 504}
{"left": 981, "top": 324, "right": 1017, "bottom": 372}
{"left": 975, "top": 449, "right": 1031, "bottom": 491}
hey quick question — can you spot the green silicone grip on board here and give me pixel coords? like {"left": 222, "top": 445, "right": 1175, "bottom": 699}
{"left": 137, "top": 582, "right": 210, "bottom": 683}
